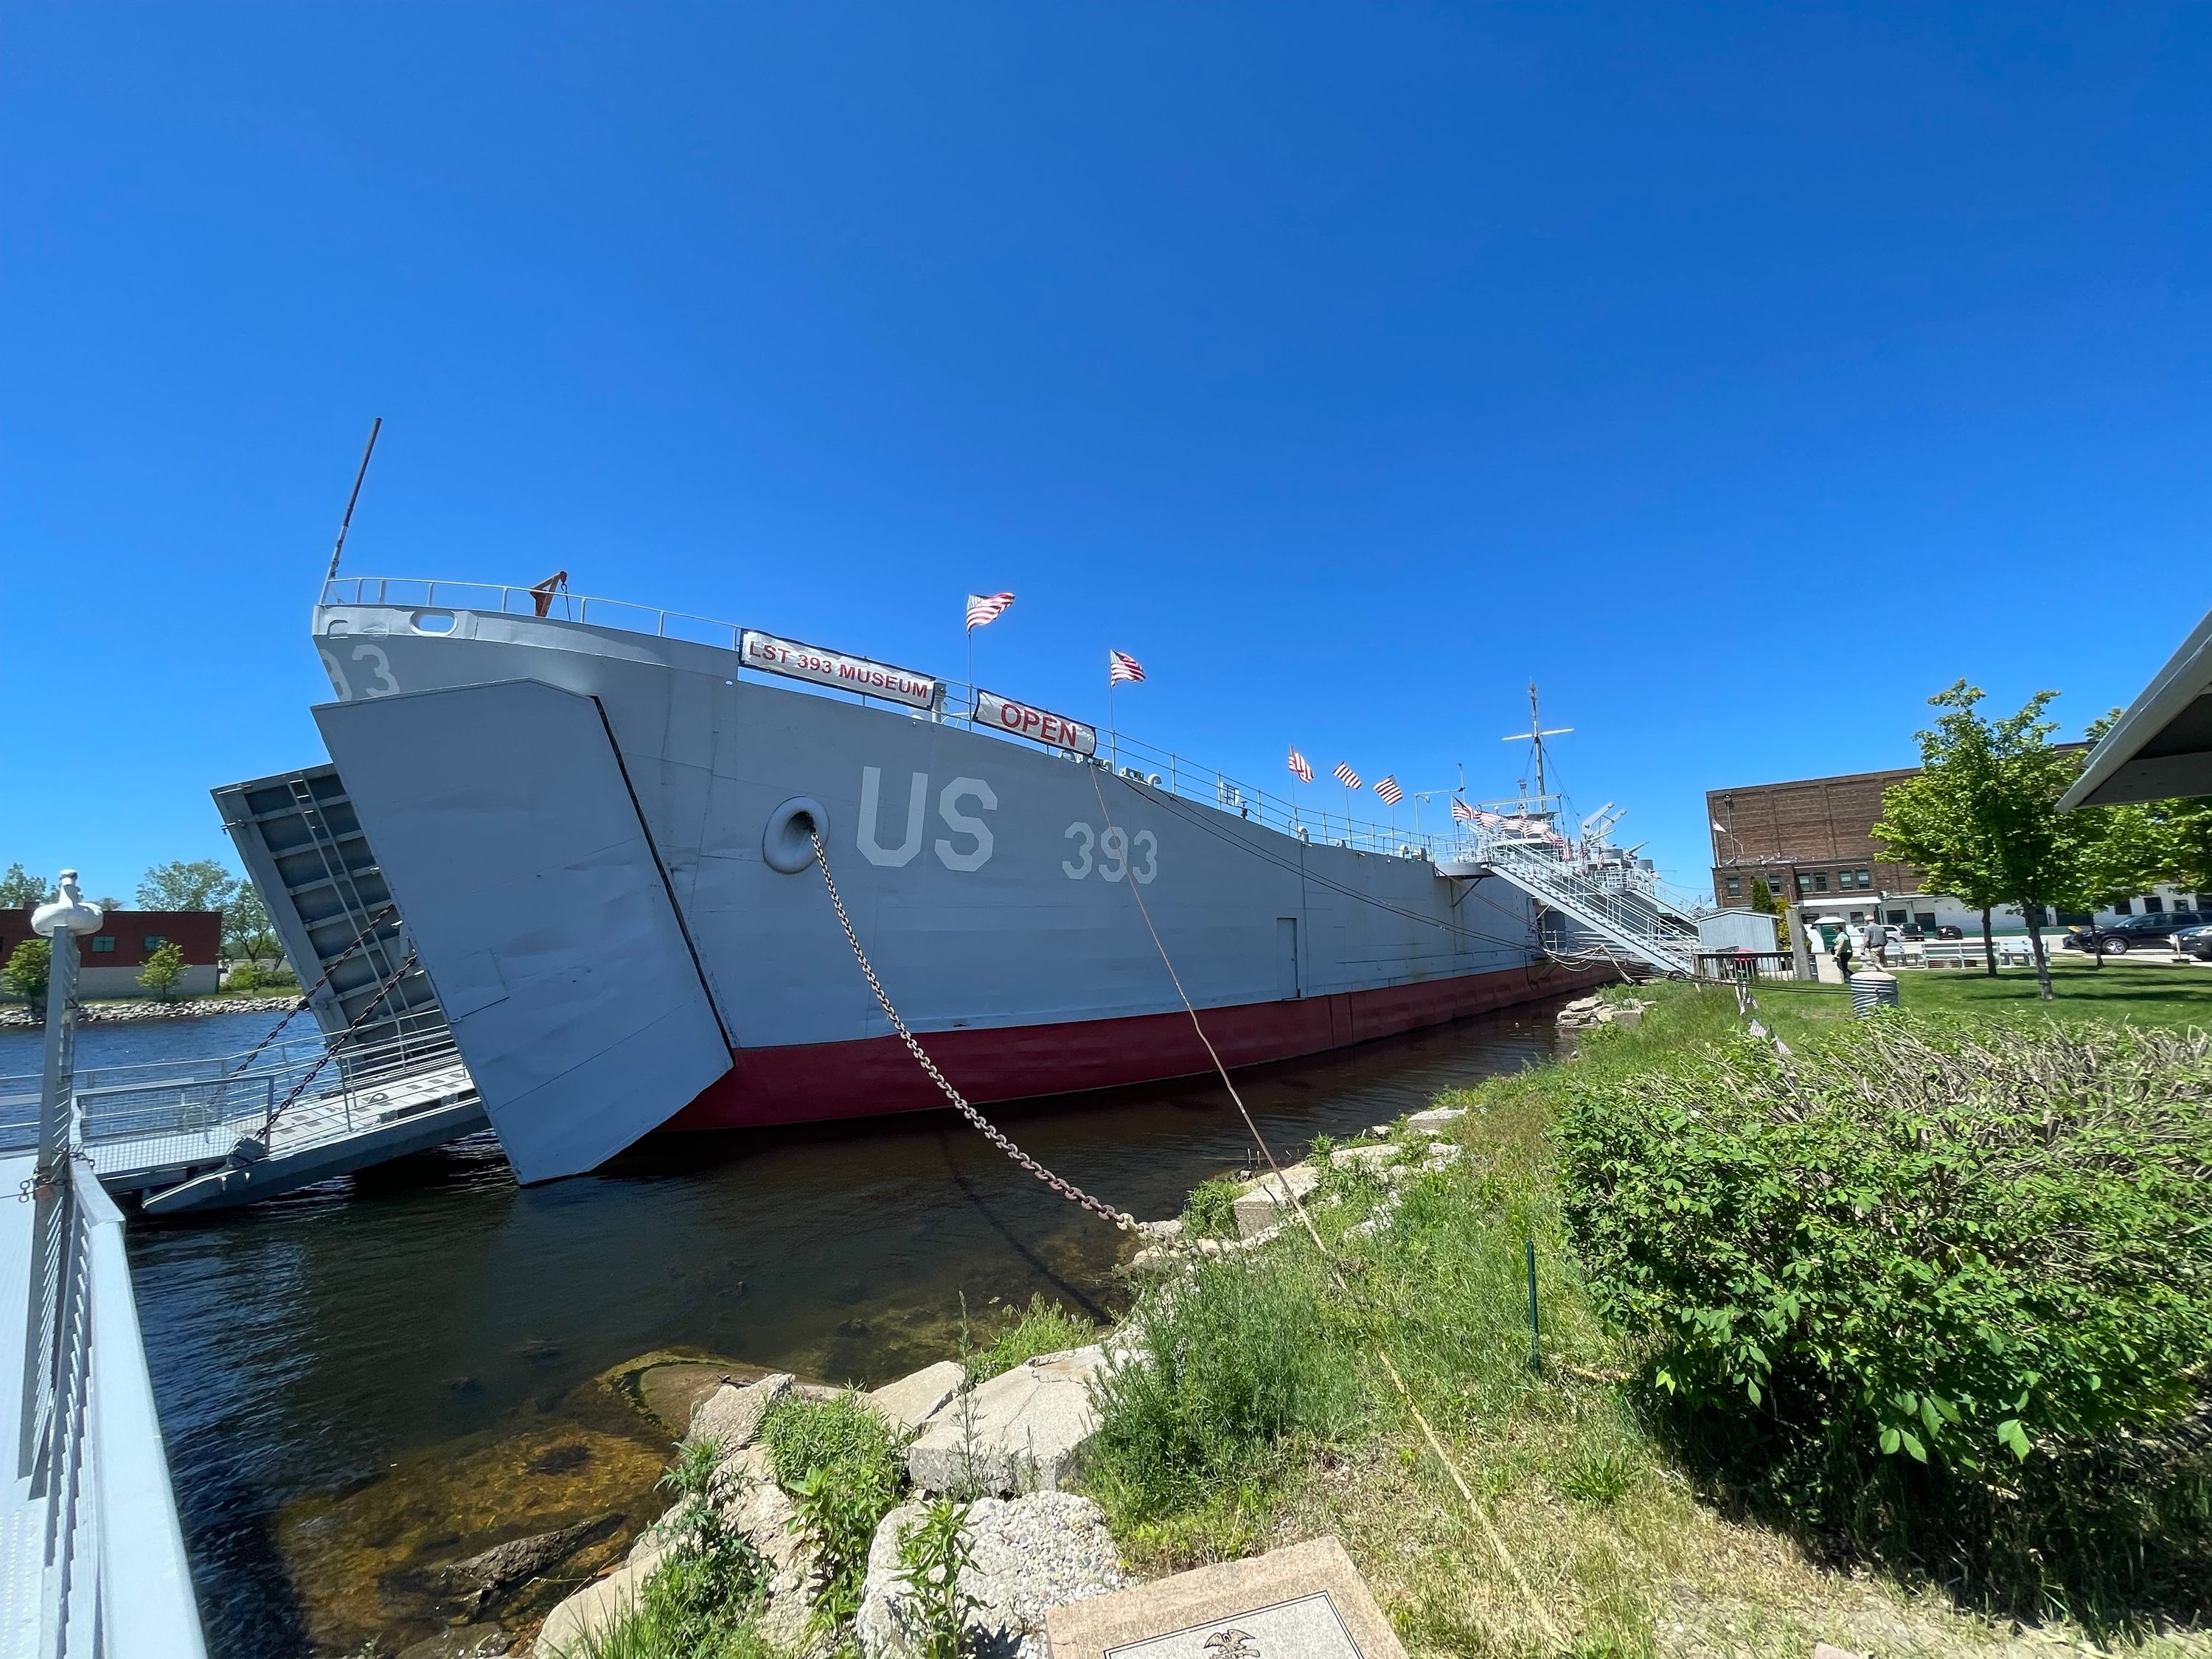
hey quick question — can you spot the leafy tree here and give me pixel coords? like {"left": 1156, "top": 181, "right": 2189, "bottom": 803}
{"left": 0, "top": 863, "right": 49, "bottom": 909}
{"left": 136, "top": 859, "right": 237, "bottom": 914}
{"left": 138, "top": 941, "right": 187, "bottom": 1002}
{"left": 1874, "top": 682, "right": 2085, "bottom": 1000}
{"left": 2, "top": 938, "right": 49, "bottom": 1004}
{"left": 221, "top": 883, "right": 279, "bottom": 965}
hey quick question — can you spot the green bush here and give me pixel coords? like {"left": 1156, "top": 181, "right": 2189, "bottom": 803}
{"left": 759, "top": 1393, "right": 905, "bottom": 1630}
{"left": 1556, "top": 1013, "right": 2212, "bottom": 1611}
{"left": 1178, "top": 1173, "right": 1246, "bottom": 1240}
{"left": 1085, "top": 1247, "right": 1363, "bottom": 1531}
{"left": 967, "top": 1294, "right": 1093, "bottom": 1382}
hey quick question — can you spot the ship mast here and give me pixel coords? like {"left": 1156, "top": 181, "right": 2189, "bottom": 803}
{"left": 1502, "top": 681, "right": 1572, "bottom": 803}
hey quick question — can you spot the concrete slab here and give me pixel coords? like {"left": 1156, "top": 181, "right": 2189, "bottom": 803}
{"left": 1231, "top": 1164, "right": 1320, "bottom": 1238}
{"left": 1327, "top": 1144, "right": 1397, "bottom": 1172}
{"left": 866, "top": 1359, "right": 966, "bottom": 1433}
{"left": 1044, "top": 1536, "right": 1406, "bottom": 1659}
{"left": 907, "top": 1346, "right": 1106, "bottom": 1495}
{"left": 1402, "top": 1107, "right": 1465, "bottom": 1137}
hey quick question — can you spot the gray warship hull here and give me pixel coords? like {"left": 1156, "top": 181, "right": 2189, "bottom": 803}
{"left": 306, "top": 587, "right": 1606, "bottom": 1182}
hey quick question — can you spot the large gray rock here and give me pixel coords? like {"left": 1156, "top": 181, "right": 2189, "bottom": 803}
{"left": 688, "top": 1372, "right": 791, "bottom": 1455}
{"left": 1328, "top": 1142, "right": 1399, "bottom": 1172}
{"left": 1403, "top": 1106, "right": 1467, "bottom": 1136}
{"left": 1231, "top": 1164, "right": 1319, "bottom": 1237}
{"left": 855, "top": 1492, "right": 1131, "bottom": 1659}
{"left": 905, "top": 1346, "right": 1107, "bottom": 1496}
{"left": 866, "top": 1360, "right": 966, "bottom": 1433}
{"left": 533, "top": 1559, "right": 650, "bottom": 1657}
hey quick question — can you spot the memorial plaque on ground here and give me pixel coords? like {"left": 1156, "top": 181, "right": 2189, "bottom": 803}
{"left": 1045, "top": 1537, "right": 1406, "bottom": 1659}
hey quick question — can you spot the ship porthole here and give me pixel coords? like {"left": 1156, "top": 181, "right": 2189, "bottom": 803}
{"left": 763, "top": 796, "right": 828, "bottom": 874}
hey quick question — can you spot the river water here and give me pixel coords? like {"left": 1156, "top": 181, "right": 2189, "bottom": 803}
{"left": 1, "top": 1001, "right": 1566, "bottom": 1655}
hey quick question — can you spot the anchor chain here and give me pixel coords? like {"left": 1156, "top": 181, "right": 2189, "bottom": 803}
{"left": 809, "top": 830, "right": 1135, "bottom": 1233}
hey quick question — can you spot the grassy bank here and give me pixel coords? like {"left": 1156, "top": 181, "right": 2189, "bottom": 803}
{"left": 1087, "top": 981, "right": 2212, "bottom": 1658}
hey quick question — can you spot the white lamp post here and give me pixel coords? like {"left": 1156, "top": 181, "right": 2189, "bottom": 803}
{"left": 28, "top": 872, "right": 105, "bottom": 1188}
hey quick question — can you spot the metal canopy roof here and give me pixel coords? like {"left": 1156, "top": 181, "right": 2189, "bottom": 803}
{"left": 2059, "top": 606, "right": 2212, "bottom": 810}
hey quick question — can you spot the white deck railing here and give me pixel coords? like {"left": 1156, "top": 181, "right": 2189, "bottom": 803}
{"left": 320, "top": 574, "right": 1578, "bottom": 863}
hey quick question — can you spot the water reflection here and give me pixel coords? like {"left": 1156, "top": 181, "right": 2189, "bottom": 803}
{"left": 81, "top": 1001, "right": 1562, "bottom": 1655}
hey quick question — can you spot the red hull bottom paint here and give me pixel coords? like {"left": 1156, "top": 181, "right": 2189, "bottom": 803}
{"left": 664, "top": 961, "right": 1615, "bottom": 1132}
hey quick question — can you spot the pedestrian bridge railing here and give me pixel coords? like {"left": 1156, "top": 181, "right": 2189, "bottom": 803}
{"left": 0, "top": 1026, "right": 471, "bottom": 1194}
{"left": 4, "top": 1154, "right": 206, "bottom": 1658}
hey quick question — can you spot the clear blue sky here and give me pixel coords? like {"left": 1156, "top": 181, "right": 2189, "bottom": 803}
{"left": 4, "top": 4, "right": 2206, "bottom": 900}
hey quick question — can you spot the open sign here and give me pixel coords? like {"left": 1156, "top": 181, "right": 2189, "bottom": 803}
{"left": 974, "top": 689, "right": 1098, "bottom": 757}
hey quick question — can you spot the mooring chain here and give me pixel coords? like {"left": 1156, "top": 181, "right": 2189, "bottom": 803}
{"left": 223, "top": 902, "right": 401, "bottom": 1081}
{"left": 808, "top": 830, "right": 1136, "bottom": 1233}
{"left": 256, "top": 949, "right": 420, "bottom": 1143}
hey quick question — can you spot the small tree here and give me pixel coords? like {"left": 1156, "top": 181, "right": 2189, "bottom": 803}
{"left": 0, "top": 863, "right": 49, "bottom": 909}
{"left": 1874, "top": 681, "right": 2084, "bottom": 999}
{"left": 136, "top": 859, "right": 237, "bottom": 914}
{"left": 3, "top": 937, "right": 50, "bottom": 1006}
{"left": 1745, "top": 871, "right": 1789, "bottom": 949}
{"left": 138, "top": 941, "right": 187, "bottom": 1002}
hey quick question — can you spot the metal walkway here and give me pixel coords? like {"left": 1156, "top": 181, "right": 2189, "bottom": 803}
{"left": 1439, "top": 822, "right": 1700, "bottom": 976}
{"left": 0, "top": 1029, "right": 487, "bottom": 1217}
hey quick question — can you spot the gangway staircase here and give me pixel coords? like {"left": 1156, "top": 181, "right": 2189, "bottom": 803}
{"left": 1439, "top": 826, "right": 1698, "bottom": 978}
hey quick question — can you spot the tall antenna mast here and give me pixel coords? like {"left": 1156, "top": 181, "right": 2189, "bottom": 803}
{"left": 323, "top": 417, "right": 383, "bottom": 588}
{"left": 1501, "top": 681, "right": 1573, "bottom": 799}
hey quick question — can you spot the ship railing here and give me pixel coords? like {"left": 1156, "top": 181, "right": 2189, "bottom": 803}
{"left": 320, "top": 575, "right": 1489, "bottom": 859}
{"left": 0, "top": 1026, "right": 472, "bottom": 1186}
{"left": 319, "top": 578, "right": 1706, "bottom": 898}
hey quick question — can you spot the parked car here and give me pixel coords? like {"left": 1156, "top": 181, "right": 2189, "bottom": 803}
{"left": 2060, "top": 911, "right": 2207, "bottom": 954}
{"left": 2171, "top": 921, "right": 2212, "bottom": 961}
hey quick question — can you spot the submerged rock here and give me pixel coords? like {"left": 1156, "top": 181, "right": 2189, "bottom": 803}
{"left": 436, "top": 1512, "right": 621, "bottom": 1617}
{"left": 855, "top": 1492, "right": 1130, "bottom": 1659}
{"left": 399, "top": 1624, "right": 511, "bottom": 1659}
{"left": 906, "top": 1347, "right": 1107, "bottom": 1496}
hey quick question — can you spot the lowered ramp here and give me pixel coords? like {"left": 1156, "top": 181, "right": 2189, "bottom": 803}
{"left": 317, "top": 681, "right": 732, "bottom": 1183}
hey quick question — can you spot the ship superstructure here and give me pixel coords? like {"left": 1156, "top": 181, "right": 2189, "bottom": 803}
{"left": 293, "top": 575, "right": 1680, "bottom": 1182}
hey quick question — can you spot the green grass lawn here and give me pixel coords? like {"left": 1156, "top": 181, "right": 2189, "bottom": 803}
{"left": 1748, "top": 955, "right": 2212, "bottom": 1035}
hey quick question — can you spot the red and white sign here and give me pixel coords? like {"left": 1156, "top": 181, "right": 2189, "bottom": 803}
{"left": 973, "top": 689, "right": 1098, "bottom": 757}
{"left": 740, "top": 630, "right": 941, "bottom": 711}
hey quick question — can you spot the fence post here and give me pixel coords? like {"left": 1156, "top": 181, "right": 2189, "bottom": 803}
{"left": 1526, "top": 1238, "right": 1542, "bottom": 1374}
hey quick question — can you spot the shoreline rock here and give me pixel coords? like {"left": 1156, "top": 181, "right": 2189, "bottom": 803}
{"left": 855, "top": 1492, "right": 1131, "bottom": 1659}
{"left": 0, "top": 994, "right": 302, "bottom": 1029}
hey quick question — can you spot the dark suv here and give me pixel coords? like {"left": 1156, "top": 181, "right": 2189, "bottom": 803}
{"left": 2061, "top": 911, "right": 2206, "bottom": 954}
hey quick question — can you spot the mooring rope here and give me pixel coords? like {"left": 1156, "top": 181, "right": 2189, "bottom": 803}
{"left": 1081, "top": 765, "right": 1569, "bottom": 1649}
{"left": 809, "top": 830, "right": 1136, "bottom": 1233}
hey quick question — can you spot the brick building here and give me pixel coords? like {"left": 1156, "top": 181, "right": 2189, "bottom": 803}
{"left": 1707, "top": 756, "right": 2197, "bottom": 933}
{"left": 0, "top": 908, "right": 223, "bottom": 999}
{"left": 1706, "top": 766, "right": 1924, "bottom": 919}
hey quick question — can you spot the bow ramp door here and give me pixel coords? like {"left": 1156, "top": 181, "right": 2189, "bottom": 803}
{"left": 316, "top": 681, "right": 731, "bottom": 1183}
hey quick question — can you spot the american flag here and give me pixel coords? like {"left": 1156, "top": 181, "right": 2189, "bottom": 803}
{"left": 1333, "top": 762, "right": 1361, "bottom": 790}
{"left": 1107, "top": 649, "right": 1145, "bottom": 686}
{"left": 1450, "top": 796, "right": 1478, "bottom": 824}
{"left": 1375, "top": 776, "right": 1403, "bottom": 807}
{"left": 1287, "top": 748, "right": 1313, "bottom": 783}
{"left": 966, "top": 591, "right": 1015, "bottom": 631}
